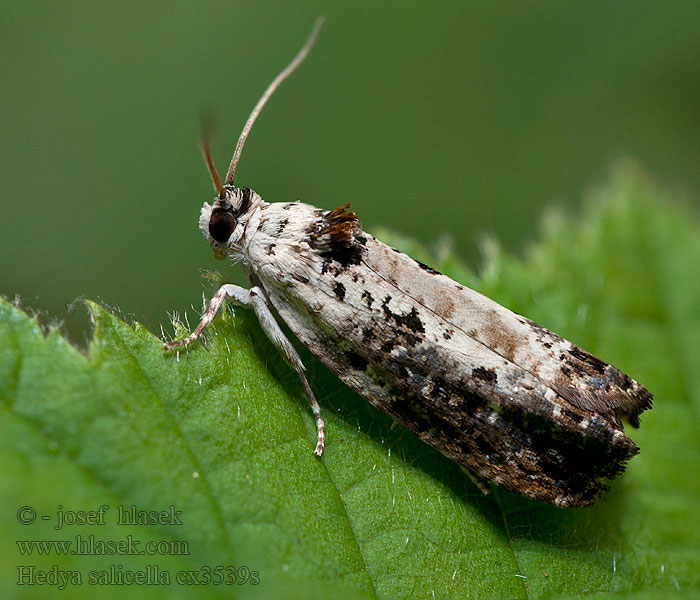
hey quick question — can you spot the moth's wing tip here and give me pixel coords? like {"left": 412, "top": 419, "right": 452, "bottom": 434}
{"left": 619, "top": 384, "right": 653, "bottom": 428}
{"left": 556, "top": 365, "right": 653, "bottom": 430}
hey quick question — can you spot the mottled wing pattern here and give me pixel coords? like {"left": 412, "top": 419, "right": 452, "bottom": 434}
{"left": 248, "top": 202, "right": 652, "bottom": 506}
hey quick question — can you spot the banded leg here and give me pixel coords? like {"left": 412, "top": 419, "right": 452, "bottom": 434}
{"left": 164, "top": 284, "right": 325, "bottom": 455}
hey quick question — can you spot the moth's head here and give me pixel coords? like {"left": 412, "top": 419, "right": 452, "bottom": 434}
{"left": 199, "top": 186, "right": 257, "bottom": 259}
{"left": 194, "top": 17, "right": 324, "bottom": 259}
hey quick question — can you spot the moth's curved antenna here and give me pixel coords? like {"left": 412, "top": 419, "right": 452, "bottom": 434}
{"left": 224, "top": 16, "right": 325, "bottom": 186}
{"left": 201, "top": 134, "right": 225, "bottom": 198}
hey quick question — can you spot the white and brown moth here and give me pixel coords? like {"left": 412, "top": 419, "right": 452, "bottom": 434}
{"left": 165, "top": 19, "right": 652, "bottom": 507}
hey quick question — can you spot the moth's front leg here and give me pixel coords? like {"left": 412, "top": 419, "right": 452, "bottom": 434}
{"left": 164, "top": 284, "right": 325, "bottom": 456}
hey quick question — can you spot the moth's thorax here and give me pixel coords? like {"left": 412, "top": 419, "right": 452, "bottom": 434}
{"left": 244, "top": 201, "right": 335, "bottom": 257}
{"left": 199, "top": 185, "right": 265, "bottom": 260}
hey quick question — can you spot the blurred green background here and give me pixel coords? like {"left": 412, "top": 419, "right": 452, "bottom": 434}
{"left": 3, "top": 1, "right": 700, "bottom": 338}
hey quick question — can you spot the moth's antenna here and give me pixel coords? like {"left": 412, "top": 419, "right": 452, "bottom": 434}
{"left": 224, "top": 16, "right": 325, "bottom": 186}
{"left": 201, "top": 134, "right": 225, "bottom": 198}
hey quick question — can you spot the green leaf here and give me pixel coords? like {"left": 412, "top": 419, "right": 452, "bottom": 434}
{"left": 1, "top": 164, "right": 698, "bottom": 599}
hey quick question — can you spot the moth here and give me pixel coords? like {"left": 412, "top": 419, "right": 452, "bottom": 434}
{"left": 165, "top": 18, "right": 652, "bottom": 507}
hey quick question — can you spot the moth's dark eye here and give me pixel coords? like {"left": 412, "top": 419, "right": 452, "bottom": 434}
{"left": 209, "top": 208, "right": 236, "bottom": 242}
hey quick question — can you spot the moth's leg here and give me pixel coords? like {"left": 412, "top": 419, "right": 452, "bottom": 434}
{"left": 164, "top": 284, "right": 233, "bottom": 350}
{"left": 164, "top": 284, "right": 325, "bottom": 456}
{"left": 461, "top": 466, "right": 491, "bottom": 496}
{"left": 246, "top": 286, "right": 325, "bottom": 457}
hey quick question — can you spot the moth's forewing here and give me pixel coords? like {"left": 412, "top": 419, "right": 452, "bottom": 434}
{"left": 246, "top": 202, "right": 652, "bottom": 507}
